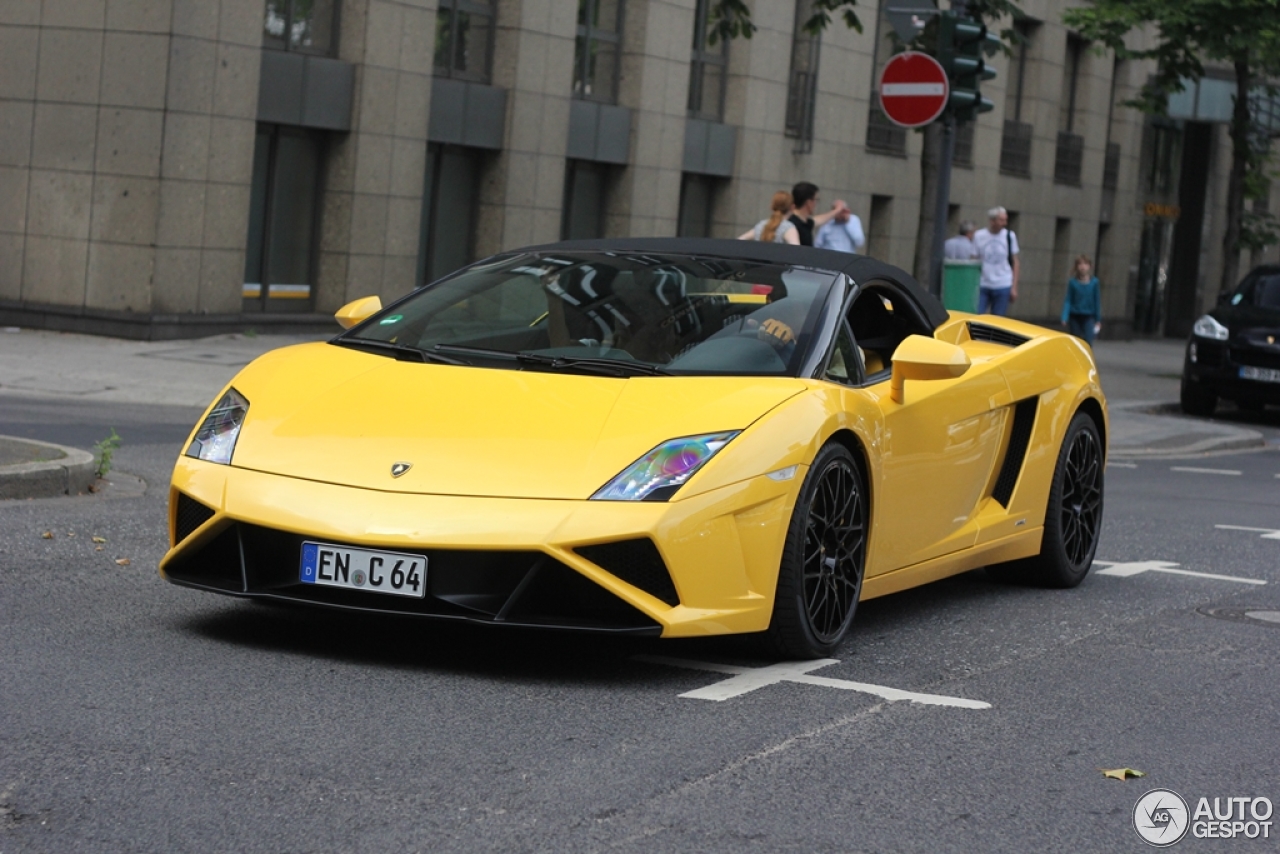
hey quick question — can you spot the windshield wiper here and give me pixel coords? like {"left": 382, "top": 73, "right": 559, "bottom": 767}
{"left": 333, "top": 338, "right": 469, "bottom": 365}
{"left": 432, "top": 345, "right": 670, "bottom": 377}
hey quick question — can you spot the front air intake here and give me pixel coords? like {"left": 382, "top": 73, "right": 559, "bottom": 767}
{"left": 174, "top": 493, "right": 215, "bottom": 543}
{"left": 577, "top": 539, "right": 681, "bottom": 607}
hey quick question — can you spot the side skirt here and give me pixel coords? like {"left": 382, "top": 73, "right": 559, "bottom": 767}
{"left": 860, "top": 528, "right": 1043, "bottom": 601}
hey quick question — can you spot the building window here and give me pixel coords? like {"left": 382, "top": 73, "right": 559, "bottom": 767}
{"left": 244, "top": 125, "right": 325, "bottom": 311}
{"left": 865, "top": 0, "right": 905, "bottom": 155}
{"left": 419, "top": 144, "right": 484, "bottom": 284}
{"left": 678, "top": 173, "right": 717, "bottom": 237}
{"left": 688, "top": 0, "right": 727, "bottom": 121}
{"left": 435, "top": 0, "right": 494, "bottom": 83}
{"left": 562, "top": 160, "right": 610, "bottom": 240}
{"left": 574, "top": 0, "right": 624, "bottom": 103}
{"left": 1054, "top": 34, "right": 1085, "bottom": 185}
{"left": 867, "top": 194, "right": 893, "bottom": 261}
{"left": 1000, "top": 21, "right": 1035, "bottom": 178}
{"left": 785, "top": 1, "right": 821, "bottom": 151}
{"left": 263, "top": 0, "right": 338, "bottom": 54}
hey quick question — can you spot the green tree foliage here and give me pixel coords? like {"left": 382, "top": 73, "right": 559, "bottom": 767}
{"left": 1063, "top": 0, "right": 1280, "bottom": 291}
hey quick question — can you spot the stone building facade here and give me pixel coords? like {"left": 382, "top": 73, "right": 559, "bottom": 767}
{"left": 1, "top": 0, "right": 1276, "bottom": 339}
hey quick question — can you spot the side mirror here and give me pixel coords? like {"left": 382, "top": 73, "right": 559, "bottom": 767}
{"left": 334, "top": 296, "right": 382, "bottom": 330}
{"left": 889, "top": 335, "right": 971, "bottom": 403}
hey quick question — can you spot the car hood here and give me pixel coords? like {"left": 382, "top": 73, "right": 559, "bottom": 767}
{"left": 222, "top": 342, "right": 807, "bottom": 499}
{"left": 1215, "top": 304, "right": 1280, "bottom": 343}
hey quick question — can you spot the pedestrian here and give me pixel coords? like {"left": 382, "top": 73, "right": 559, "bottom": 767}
{"left": 943, "top": 221, "right": 980, "bottom": 260}
{"left": 973, "top": 206, "right": 1020, "bottom": 315}
{"left": 787, "top": 182, "right": 847, "bottom": 247}
{"left": 1061, "top": 254, "right": 1101, "bottom": 345}
{"left": 738, "top": 191, "right": 800, "bottom": 244}
{"left": 814, "top": 200, "right": 865, "bottom": 253}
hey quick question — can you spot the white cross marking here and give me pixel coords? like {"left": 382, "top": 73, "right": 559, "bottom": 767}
{"left": 1216, "top": 524, "right": 1280, "bottom": 540}
{"left": 1093, "top": 560, "right": 1266, "bottom": 585}
{"left": 634, "top": 655, "right": 990, "bottom": 708}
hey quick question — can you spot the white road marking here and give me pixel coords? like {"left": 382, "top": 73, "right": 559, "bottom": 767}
{"left": 1094, "top": 560, "right": 1266, "bottom": 585}
{"left": 1216, "top": 524, "right": 1280, "bottom": 540}
{"left": 1246, "top": 611, "right": 1280, "bottom": 624}
{"left": 1170, "top": 466, "right": 1241, "bottom": 476}
{"left": 1108, "top": 462, "right": 1138, "bottom": 469}
{"left": 633, "top": 655, "right": 990, "bottom": 708}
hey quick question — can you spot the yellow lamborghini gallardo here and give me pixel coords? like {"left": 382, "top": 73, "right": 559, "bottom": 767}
{"left": 162, "top": 239, "right": 1107, "bottom": 658}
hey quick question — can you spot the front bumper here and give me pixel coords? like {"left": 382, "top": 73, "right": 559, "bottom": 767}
{"left": 161, "top": 458, "right": 801, "bottom": 637}
{"left": 1183, "top": 338, "right": 1280, "bottom": 404}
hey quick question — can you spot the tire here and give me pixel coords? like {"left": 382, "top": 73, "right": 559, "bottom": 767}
{"left": 766, "top": 443, "right": 868, "bottom": 659}
{"left": 1180, "top": 378, "right": 1217, "bottom": 417}
{"left": 987, "top": 412, "right": 1104, "bottom": 588}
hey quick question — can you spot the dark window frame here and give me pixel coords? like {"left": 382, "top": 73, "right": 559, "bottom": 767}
{"left": 434, "top": 0, "right": 496, "bottom": 83}
{"left": 574, "top": 0, "right": 625, "bottom": 104}
{"left": 243, "top": 123, "right": 327, "bottom": 312}
{"left": 784, "top": 1, "right": 821, "bottom": 151}
{"left": 688, "top": 0, "right": 728, "bottom": 121}
{"left": 419, "top": 143, "right": 485, "bottom": 285}
{"left": 262, "top": 0, "right": 341, "bottom": 56}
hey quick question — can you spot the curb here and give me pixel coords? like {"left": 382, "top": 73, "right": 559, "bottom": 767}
{"left": 0, "top": 435, "right": 97, "bottom": 500}
{"left": 1107, "top": 402, "right": 1267, "bottom": 459}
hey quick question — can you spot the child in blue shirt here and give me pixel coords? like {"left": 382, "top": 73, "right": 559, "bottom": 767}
{"left": 1061, "top": 254, "right": 1101, "bottom": 345}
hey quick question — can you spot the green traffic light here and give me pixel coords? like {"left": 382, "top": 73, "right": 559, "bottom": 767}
{"left": 937, "top": 11, "right": 998, "bottom": 122}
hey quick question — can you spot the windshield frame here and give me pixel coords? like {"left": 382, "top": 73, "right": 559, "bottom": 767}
{"left": 334, "top": 250, "right": 848, "bottom": 379}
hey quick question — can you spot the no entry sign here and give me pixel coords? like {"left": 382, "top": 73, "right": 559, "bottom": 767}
{"left": 878, "top": 51, "right": 949, "bottom": 128}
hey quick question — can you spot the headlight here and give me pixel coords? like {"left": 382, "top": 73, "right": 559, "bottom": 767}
{"left": 185, "top": 389, "right": 249, "bottom": 464}
{"left": 1192, "top": 314, "right": 1229, "bottom": 341}
{"left": 591, "top": 431, "right": 739, "bottom": 501}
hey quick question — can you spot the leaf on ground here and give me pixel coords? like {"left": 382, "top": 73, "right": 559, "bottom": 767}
{"left": 92, "top": 536, "right": 106, "bottom": 543}
{"left": 114, "top": 558, "right": 131, "bottom": 566}
{"left": 41, "top": 530, "right": 53, "bottom": 539}
{"left": 1101, "top": 768, "right": 1145, "bottom": 781}
{"left": 95, "top": 546, "right": 104, "bottom": 552}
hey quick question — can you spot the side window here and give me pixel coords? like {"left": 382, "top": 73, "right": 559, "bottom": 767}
{"left": 824, "top": 321, "right": 861, "bottom": 385}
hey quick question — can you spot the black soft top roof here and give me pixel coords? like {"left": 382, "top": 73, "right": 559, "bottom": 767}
{"left": 522, "top": 237, "right": 950, "bottom": 331}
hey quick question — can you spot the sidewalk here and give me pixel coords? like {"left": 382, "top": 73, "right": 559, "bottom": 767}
{"left": 0, "top": 328, "right": 1268, "bottom": 496}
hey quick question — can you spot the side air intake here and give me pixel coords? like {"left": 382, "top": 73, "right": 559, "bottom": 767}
{"left": 992, "top": 397, "right": 1038, "bottom": 507}
{"left": 968, "top": 322, "right": 1030, "bottom": 348}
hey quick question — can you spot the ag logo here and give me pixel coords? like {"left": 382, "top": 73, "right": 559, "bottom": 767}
{"left": 1134, "top": 788, "right": 1190, "bottom": 846}
{"left": 390, "top": 462, "right": 412, "bottom": 478}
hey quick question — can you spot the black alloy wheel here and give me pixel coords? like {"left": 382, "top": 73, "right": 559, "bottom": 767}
{"left": 988, "top": 412, "right": 1104, "bottom": 588}
{"left": 767, "top": 443, "right": 867, "bottom": 659}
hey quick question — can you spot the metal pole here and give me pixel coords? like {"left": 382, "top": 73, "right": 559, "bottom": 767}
{"left": 929, "top": 112, "right": 955, "bottom": 298}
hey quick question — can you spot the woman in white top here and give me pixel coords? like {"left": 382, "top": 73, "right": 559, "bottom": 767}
{"left": 738, "top": 191, "right": 801, "bottom": 244}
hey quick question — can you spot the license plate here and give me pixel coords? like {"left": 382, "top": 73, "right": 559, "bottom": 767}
{"left": 1239, "top": 365, "right": 1280, "bottom": 384}
{"left": 300, "top": 542, "right": 427, "bottom": 598}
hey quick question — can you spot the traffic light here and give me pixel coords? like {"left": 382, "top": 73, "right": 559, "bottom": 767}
{"left": 937, "top": 12, "right": 999, "bottom": 122}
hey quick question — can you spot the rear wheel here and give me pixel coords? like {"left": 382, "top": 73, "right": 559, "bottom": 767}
{"left": 766, "top": 443, "right": 867, "bottom": 659}
{"left": 1180, "top": 378, "right": 1217, "bottom": 417}
{"left": 988, "top": 412, "right": 1104, "bottom": 588}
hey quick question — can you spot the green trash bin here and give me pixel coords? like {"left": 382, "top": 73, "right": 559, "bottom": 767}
{"left": 942, "top": 260, "right": 982, "bottom": 314}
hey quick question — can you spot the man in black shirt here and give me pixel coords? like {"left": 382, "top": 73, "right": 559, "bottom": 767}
{"left": 787, "top": 182, "right": 847, "bottom": 247}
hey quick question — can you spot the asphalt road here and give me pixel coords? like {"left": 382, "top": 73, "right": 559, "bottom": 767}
{"left": 3, "top": 388, "right": 1280, "bottom": 852}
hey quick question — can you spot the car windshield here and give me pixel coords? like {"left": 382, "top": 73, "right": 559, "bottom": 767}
{"left": 340, "top": 251, "right": 840, "bottom": 377}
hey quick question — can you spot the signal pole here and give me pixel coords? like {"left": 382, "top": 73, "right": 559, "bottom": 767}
{"left": 929, "top": 113, "right": 956, "bottom": 299}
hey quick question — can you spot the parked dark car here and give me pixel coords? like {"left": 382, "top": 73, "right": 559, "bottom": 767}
{"left": 1181, "top": 264, "right": 1280, "bottom": 415}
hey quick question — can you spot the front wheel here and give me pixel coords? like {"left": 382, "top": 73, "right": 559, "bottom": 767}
{"left": 988, "top": 412, "right": 1104, "bottom": 588}
{"left": 1180, "top": 378, "right": 1217, "bottom": 417}
{"left": 766, "top": 443, "right": 868, "bottom": 659}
